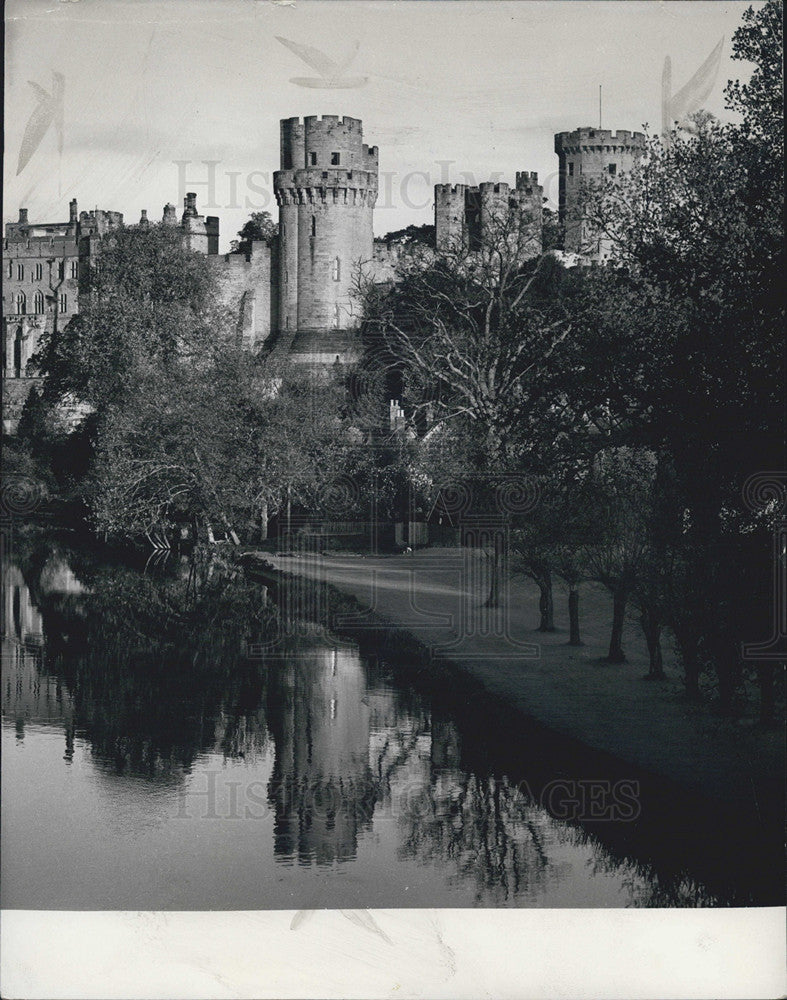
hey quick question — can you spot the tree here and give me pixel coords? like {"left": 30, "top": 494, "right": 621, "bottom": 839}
{"left": 583, "top": 449, "right": 655, "bottom": 665}
{"left": 231, "top": 212, "right": 278, "bottom": 254}
{"left": 33, "top": 223, "right": 226, "bottom": 418}
{"left": 566, "top": 1, "right": 783, "bottom": 709}
{"left": 359, "top": 209, "right": 581, "bottom": 604}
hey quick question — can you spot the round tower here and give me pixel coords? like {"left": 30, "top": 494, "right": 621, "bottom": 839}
{"left": 274, "top": 115, "right": 379, "bottom": 364}
{"left": 554, "top": 127, "right": 645, "bottom": 254}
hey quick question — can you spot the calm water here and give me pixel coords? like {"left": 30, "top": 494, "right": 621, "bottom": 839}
{"left": 1, "top": 537, "right": 779, "bottom": 909}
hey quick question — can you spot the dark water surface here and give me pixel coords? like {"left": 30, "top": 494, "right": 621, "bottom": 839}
{"left": 1, "top": 537, "right": 780, "bottom": 909}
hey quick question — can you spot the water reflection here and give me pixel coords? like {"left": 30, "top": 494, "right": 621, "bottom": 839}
{"left": 0, "top": 540, "right": 777, "bottom": 908}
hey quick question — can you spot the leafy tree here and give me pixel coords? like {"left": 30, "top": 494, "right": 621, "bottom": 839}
{"left": 377, "top": 224, "right": 435, "bottom": 247}
{"left": 231, "top": 212, "right": 278, "bottom": 254}
{"left": 565, "top": 1, "right": 783, "bottom": 709}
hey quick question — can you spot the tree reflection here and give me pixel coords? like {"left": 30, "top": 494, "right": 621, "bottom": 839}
{"left": 2, "top": 546, "right": 278, "bottom": 780}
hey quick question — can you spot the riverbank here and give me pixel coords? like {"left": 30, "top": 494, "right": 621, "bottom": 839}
{"left": 264, "top": 548, "right": 784, "bottom": 827}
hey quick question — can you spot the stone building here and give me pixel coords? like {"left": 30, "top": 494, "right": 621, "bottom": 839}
{"left": 3, "top": 115, "right": 647, "bottom": 432}
{"left": 1, "top": 200, "right": 125, "bottom": 432}
{"left": 435, "top": 172, "right": 544, "bottom": 258}
{"left": 2, "top": 194, "right": 274, "bottom": 430}
{"left": 554, "top": 127, "right": 646, "bottom": 255}
{"left": 274, "top": 115, "right": 378, "bottom": 366}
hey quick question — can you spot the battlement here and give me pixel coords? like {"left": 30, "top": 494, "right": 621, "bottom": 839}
{"left": 274, "top": 167, "right": 378, "bottom": 207}
{"left": 435, "top": 184, "right": 469, "bottom": 196}
{"left": 516, "top": 171, "right": 539, "bottom": 188}
{"left": 555, "top": 128, "right": 646, "bottom": 153}
{"left": 3, "top": 237, "right": 78, "bottom": 257}
{"left": 479, "top": 181, "right": 510, "bottom": 196}
{"left": 280, "top": 115, "right": 377, "bottom": 172}
{"left": 302, "top": 114, "right": 362, "bottom": 129}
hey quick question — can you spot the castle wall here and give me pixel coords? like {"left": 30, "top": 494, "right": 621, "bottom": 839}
{"left": 209, "top": 240, "right": 277, "bottom": 351}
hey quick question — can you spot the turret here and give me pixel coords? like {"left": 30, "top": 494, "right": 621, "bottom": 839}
{"left": 274, "top": 115, "right": 378, "bottom": 364}
{"left": 554, "top": 127, "right": 645, "bottom": 254}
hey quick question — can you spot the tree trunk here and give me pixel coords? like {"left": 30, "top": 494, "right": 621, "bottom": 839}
{"left": 641, "top": 607, "right": 665, "bottom": 678}
{"left": 568, "top": 586, "right": 582, "bottom": 645}
{"left": 757, "top": 665, "right": 776, "bottom": 727}
{"left": 537, "top": 570, "right": 555, "bottom": 632}
{"left": 485, "top": 536, "right": 504, "bottom": 608}
{"left": 712, "top": 634, "right": 739, "bottom": 715}
{"left": 607, "top": 584, "right": 627, "bottom": 663}
{"left": 673, "top": 620, "right": 701, "bottom": 698}
{"left": 260, "top": 502, "right": 268, "bottom": 542}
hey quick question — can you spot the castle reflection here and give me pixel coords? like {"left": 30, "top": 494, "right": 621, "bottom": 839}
{"left": 1, "top": 544, "right": 738, "bottom": 906}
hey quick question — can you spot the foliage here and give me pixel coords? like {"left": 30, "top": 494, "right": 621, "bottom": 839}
{"left": 231, "top": 211, "right": 279, "bottom": 253}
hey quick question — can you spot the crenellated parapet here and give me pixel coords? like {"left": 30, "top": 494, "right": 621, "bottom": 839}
{"left": 274, "top": 168, "right": 378, "bottom": 208}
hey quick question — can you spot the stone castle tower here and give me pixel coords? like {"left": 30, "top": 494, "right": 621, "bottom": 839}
{"left": 554, "top": 127, "right": 646, "bottom": 254}
{"left": 274, "top": 115, "right": 378, "bottom": 364}
{"left": 435, "top": 172, "right": 543, "bottom": 257}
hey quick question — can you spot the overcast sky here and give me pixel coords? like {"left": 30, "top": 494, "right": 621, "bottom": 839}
{"left": 5, "top": 0, "right": 757, "bottom": 249}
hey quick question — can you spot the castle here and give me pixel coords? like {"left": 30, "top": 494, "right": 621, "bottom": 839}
{"left": 2, "top": 116, "right": 645, "bottom": 432}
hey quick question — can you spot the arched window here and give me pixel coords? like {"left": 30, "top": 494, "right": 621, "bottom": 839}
{"left": 17, "top": 264, "right": 24, "bottom": 281}
{"left": 16, "top": 292, "right": 26, "bottom": 315}
{"left": 34, "top": 291, "right": 45, "bottom": 313}
{"left": 332, "top": 257, "right": 341, "bottom": 282}
{"left": 34, "top": 263, "right": 43, "bottom": 281}
{"left": 311, "top": 216, "right": 316, "bottom": 237}
{"left": 14, "top": 328, "right": 24, "bottom": 377}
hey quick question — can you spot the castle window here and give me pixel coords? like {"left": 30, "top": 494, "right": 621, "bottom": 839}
{"left": 284, "top": 269, "right": 289, "bottom": 285}
{"left": 58, "top": 261, "right": 65, "bottom": 279}
{"left": 34, "top": 263, "right": 43, "bottom": 281}
{"left": 331, "top": 152, "right": 340, "bottom": 165}
{"left": 16, "top": 292, "right": 26, "bottom": 315}
{"left": 17, "top": 264, "right": 24, "bottom": 280}
{"left": 6, "top": 262, "right": 12, "bottom": 279}
{"left": 332, "top": 257, "right": 340, "bottom": 282}
{"left": 70, "top": 260, "right": 78, "bottom": 278}
{"left": 59, "top": 293, "right": 67, "bottom": 312}
{"left": 608, "top": 163, "right": 617, "bottom": 175}
{"left": 311, "top": 216, "right": 316, "bottom": 237}
{"left": 568, "top": 162, "right": 574, "bottom": 177}
{"left": 310, "top": 152, "right": 317, "bottom": 166}
{"left": 34, "top": 291, "right": 44, "bottom": 313}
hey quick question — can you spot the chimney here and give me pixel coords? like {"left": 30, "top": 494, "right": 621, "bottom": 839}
{"left": 139, "top": 209, "right": 150, "bottom": 230}
{"left": 162, "top": 203, "right": 177, "bottom": 226}
{"left": 183, "top": 192, "right": 198, "bottom": 218}
{"left": 18, "top": 208, "right": 29, "bottom": 226}
{"left": 69, "top": 199, "right": 78, "bottom": 223}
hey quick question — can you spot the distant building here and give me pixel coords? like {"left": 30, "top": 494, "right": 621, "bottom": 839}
{"left": 554, "top": 127, "right": 646, "bottom": 256}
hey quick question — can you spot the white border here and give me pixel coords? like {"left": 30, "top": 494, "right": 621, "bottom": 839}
{"left": 2, "top": 907, "right": 785, "bottom": 999}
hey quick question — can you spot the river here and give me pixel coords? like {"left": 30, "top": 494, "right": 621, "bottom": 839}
{"left": 1, "top": 534, "right": 778, "bottom": 909}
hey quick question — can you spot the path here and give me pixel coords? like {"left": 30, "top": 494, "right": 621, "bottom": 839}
{"left": 265, "top": 548, "right": 783, "bottom": 822}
